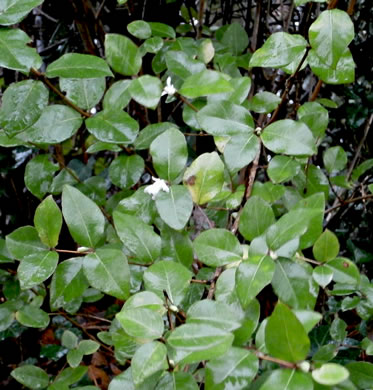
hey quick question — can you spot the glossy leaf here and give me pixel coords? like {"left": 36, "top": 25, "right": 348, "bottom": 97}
{"left": 11, "top": 365, "right": 49, "bottom": 390}
{"left": 18, "top": 250, "right": 58, "bottom": 290}
{"left": 325, "top": 257, "right": 360, "bottom": 286}
{"left": 149, "top": 22, "right": 176, "bottom": 38}
{"left": 323, "top": 146, "right": 347, "bottom": 174}
{"left": 122, "top": 291, "right": 165, "bottom": 314}
{"left": 105, "top": 34, "right": 142, "bottom": 76}
{"left": 248, "top": 91, "right": 281, "bottom": 114}
{"left": 0, "top": 80, "right": 48, "bottom": 136}
{"left": 127, "top": 20, "right": 151, "bottom": 39}
{"left": 193, "top": 228, "right": 242, "bottom": 267}
{"left": 312, "top": 265, "right": 334, "bottom": 288}
{"left": 346, "top": 362, "right": 373, "bottom": 389}
{"left": 220, "top": 22, "right": 249, "bottom": 55}
{"left": 143, "top": 260, "right": 192, "bottom": 305}
{"left": 144, "top": 36, "right": 164, "bottom": 54}
{"left": 183, "top": 152, "right": 224, "bottom": 205}
{"left": 114, "top": 211, "right": 161, "bottom": 263}
{"left": 261, "top": 119, "right": 316, "bottom": 156}
{"left": 267, "top": 156, "right": 300, "bottom": 184}
{"left": 179, "top": 70, "right": 233, "bottom": 98}
{"left": 34, "top": 196, "right": 62, "bottom": 248}
{"left": 260, "top": 369, "right": 313, "bottom": 390}
{"left": 157, "top": 372, "right": 199, "bottom": 390}
{"left": 297, "top": 102, "right": 329, "bottom": 140}
{"left": 250, "top": 32, "right": 307, "bottom": 68}
{"left": 83, "top": 247, "right": 130, "bottom": 300}
{"left": 62, "top": 185, "right": 105, "bottom": 248}
{"left": 103, "top": 80, "right": 132, "bottom": 111}
{"left": 309, "top": 9, "right": 354, "bottom": 69}
{"left": 86, "top": 109, "right": 139, "bottom": 144}
{"left": 109, "top": 154, "right": 144, "bottom": 189}
{"left": 16, "top": 306, "right": 50, "bottom": 328}
{"left": 129, "top": 75, "right": 162, "bottom": 109}
{"left": 150, "top": 128, "right": 188, "bottom": 182}
{"left": 236, "top": 255, "right": 275, "bottom": 308}
{"left": 165, "top": 51, "right": 205, "bottom": 79}
{"left": 6, "top": 226, "right": 48, "bottom": 259}
{"left": 62, "top": 330, "right": 78, "bottom": 349}
{"left": 135, "top": 122, "right": 178, "bottom": 150}
{"left": 313, "top": 229, "right": 340, "bottom": 262}
{"left": 155, "top": 185, "right": 193, "bottom": 230}
{"left": 46, "top": 53, "right": 113, "bottom": 78}
{"left": 0, "top": 0, "right": 44, "bottom": 25}
{"left": 161, "top": 226, "right": 194, "bottom": 268}
{"left": 293, "top": 310, "right": 322, "bottom": 333}
{"left": 265, "top": 302, "right": 310, "bottom": 362}
{"left": 312, "top": 363, "right": 350, "bottom": 386}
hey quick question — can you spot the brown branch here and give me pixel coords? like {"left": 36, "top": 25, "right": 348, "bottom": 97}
{"left": 310, "top": 79, "right": 323, "bottom": 102}
{"left": 347, "top": 0, "right": 357, "bottom": 15}
{"left": 176, "top": 93, "right": 199, "bottom": 112}
{"left": 254, "top": 350, "right": 297, "bottom": 369}
{"left": 325, "top": 194, "right": 373, "bottom": 214}
{"left": 197, "top": 0, "right": 206, "bottom": 39}
{"left": 207, "top": 267, "right": 222, "bottom": 299}
{"left": 55, "top": 248, "right": 92, "bottom": 255}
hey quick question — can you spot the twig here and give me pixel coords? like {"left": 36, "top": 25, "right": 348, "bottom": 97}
{"left": 207, "top": 267, "right": 222, "bottom": 299}
{"left": 325, "top": 194, "right": 373, "bottom": 214}
{"left": 55, "top": 248, "right": 92, "bottom": 255}
{"left": 176, "top": 93, "right": 199, "bottom": 112}
{"left": 197, "top": 0, "right": 206, "bottom": 39}
{"left": 196, "top": 205, "right": 215, "bottom": 229}
{"left": 254, "top": 350, "right": 297, "bottom": 369}
{"left": 295, "top": 253, "right": 322, "bottom": 266}
{"left": 191, "top": 279, "right": 208, "bottom": 284}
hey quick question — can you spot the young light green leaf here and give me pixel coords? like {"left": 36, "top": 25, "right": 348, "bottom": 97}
{"left": 312, "top": 363, "right": 350, "bottom": 386}
{"left": 62, "top": 185, "right": 105, "bottom": 248}
{"left": 183, "top": 152, "right": 224, "bottom": 205}
{"left": 18, "top": 251, "right": 58, "bottom": 290}
{"left": 67, "top": 349, "right": 83, "bottom": 368}
{"left": 86, "top": 109, "right": 139, "bottom": 144}
{"left": 247, "top": 91, "right": 281, "bottom": 114}
{"left": 0, "top": 80, "right": 48, "bottom": 136}
{"left": 11, "top": 365, "right": 49, "bottom": 390}
{"left": 261, "top": 119, "right": 316, "bottom": 156}
{"left": 61, "top": 330, "right": 78, "bottom": 349}
{"left": 155, "top": 185, "right": 193, "bottom": 230}
{"left": 127, "top": 20, "right": 152, "bottom": 39}
{"left": 143, "top": 260, "right": 192, "bottom": 305}
{"left": 265, "top": 302, "right": 310, "bottom": 362}
{"left": 313, "top": 229, "right": 340, "bottom": 262}
{"left": 297, "top": 102, "right": 329, "bottom": 140}
{"left": 129, "top": 75, "right": 162, "bottom": 109}
{"left": 323, "top": 146, "right": 347, "bottom": 174}
{"left": 34, "top": 196, "right": 62, "bottom": 248}
{"left": 293, "top": 310, "right": 322, "bottom": 333}
{"left": 105, "top": 34, "right": 142, "bottom": 76}
{"left": 83, "top": 247, "right": 130, "bottom": 300}
{"left": 150, "top": 128, "right": 188, "bottom": 182}
{"left": 16, "top": 306, "right": 50, "bottom": 328}
{"left": 260, "top": 369, "right": 313, "bottom": 390}
{"left": 103, "top": 80, "right": 132, "bottom": 111}
{"left": 309, "top": 9, "right": 354, "bottom": 69}
{"left": 193, "top": 228, "right": 242, "bottom": 267}
{"left": 109, "top": 154, "right": 144, "bottom": 189}
{"left": 312, "top": 265, "right": 334, "bottom": 288}
{"left": 77, "top": 340, "right": 100, "bottom": 355}
{"left": 114, "top": 211, "right": 161, "bottom": 263}
{"left": 236, "top": 255, "right": 275, "bottom": 308}
{"left": 46, "top": 53, "right": 113, "bottom": 78}
{"left": 6, "top": 226, "right": 48, "bottom": 259}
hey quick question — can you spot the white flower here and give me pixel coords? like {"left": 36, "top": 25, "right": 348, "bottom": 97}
{"left": 144, "top": 176, "right": 170, "bottom": 199}
{"left": 190, "top": 17, "right": 199, "bottom": 26}
{"left": 90, "top": 107, "right": 97, "bottom": 115}
{"left": 161, "top": 76, "right": 176, "bottom": 97}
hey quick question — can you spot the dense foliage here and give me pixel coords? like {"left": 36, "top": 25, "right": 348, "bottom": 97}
{"left": 0, "top": 0, "right": 372, "bottom": 389}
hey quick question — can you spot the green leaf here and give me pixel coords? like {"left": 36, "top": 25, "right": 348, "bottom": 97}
{"left": 183, "top": 152, "right": 224, "bottom": 205}
{"left": 6, "top": 226, "right": 48, "bottom": 259}
{"left": 86, "top": 109, "right": 138, "bottom": 144}
{"left": 127, "top": 20, "right": 152, "bottom": 39}
{"left": 167, "top": 323, "right": 234, "bottom": 364}
{"left": 0, "top": 302, "right": 15, "bottom": 331}
{"left": 308, "top": 48, "right": 355, "bottom": 85}
{"left": 297, "top": 102, "right": 329, "bottom": 140}
{"left": 293, "top": 310, "right": 322, "bottom": 333}
{"left": 236, "top": 255, "right": 275, "bottom": 308}
{"left": 250, "top": 32, "right": 307, "bottom": 68}
{"left": 150, "top": 128, "right": 188, "bottom": 182}
{"left": 122, "top": 291, "right": 165, "bottom": 314}
{"left": 309, "top": 9, "right": 354, "bottom": 69}
{"left": 157, "top": 372, "right": 199, "bottom": 390}
{"left": 59, "top": 78, "right": 106, "bottom": 110}
{"left": 179, "top": 70, "right": 233, "bottom": 98}
{"left": 312, "top": 265, "right": 334, "bottom": 288}
{"left": 24, "top": 154, "right": 58, "bottom": 199}
{"left": 312, "top": 363, "right": 350, "bottom": 386}
{"left": 103, "top": 80, "right": 132, "bottom": 111}
{"left": 18, "top": 250, "right": 58, "bottom": 289}
{"left": 116, "top": 307, "right": 164, "bottom": 339}
{"left": 129, "top": 75, "right": 162, "bottom": 109}
{"left": 260, "top": 369, "right": 313, "bottom": 390}
{"left": 351, "top": 159, "right": 373, "bottom": 181}
{"left": 143, "top": 260, "right": 192, "bottom": 305}
{"left": 346, "top": 362, "right": 373, "bottom": 389}
{"left": 161, "top": 226, "right": 194, "bottom": 268}
{"left": 224, "top": 131, "right": 260, "bottom": 173}
{"left": 248, "top": 91, "right": 281, "bottom": 114}
{"left": 267, "top": 156, "right": 300, "bottom": 184}
{"left": 261, "top": 119, "right": 316, "bottom": 156}
{"left": 83, "top": 247, "right": 130, "bottom": 300}
{"left": 330, "top": 317, "right": 347, "bottom": 342}
{"left": 131, "top": 341, "right": 168, "bottom": 387}
{"left": 78, "top": 340, "right": 100, "bottom": 355}
{"left": 323, "top": 146, "right": 347, "bottom": 174}
{"left": 313, "top": 229, "right": 340, "bottom": 262}
{"left": 67, "top": 349, "right": 83, "bottom": 368}
{"left": 206, "top": 347, "right": 258, "bottom": 390}
{"left": 109, "top": 154, "right": 144, "bottom": 189}
{"left": 46, "top": 53, "right": 113, "bottom": 78}
{"left": 0, "top": 80, "right": 48, "bottom": 136}
{"left": 220, "top": 22, "right": 249, "bottom": 55}
{"left": 149, "top": 22, "right": 176, "bottom": 38}
{"left": 165, "top": 51, "right": 205, "bottom": 79}
{"left": 272, "top": 259, "right": 318, "bottom": 309}
{"left": 62, "top": 185, "right": 105, "bottom": 248}
{"left": 50, "top": 258, "right": 89, "bottom": 311}
{"left": 0, "top": 0, "right": 44, "bottom": 25}
{"left": 61, "top": 330, "right": 78, "bottom": 349}
{"left": 105, "top": 34, "right": 142, "bottom": 76}
{"left": 187, "top": 300, "right": 243, "bottom": 332}
{"left": 265, "top": 302, "right": 310, "bottom": 362}
{"left": 11, "top": 365, "right": 49, "bottom": 390}
{"left": 155, "top": 185, "right": 193, "bottom": 230}
{"left": 135, "top": 122, "right": 178, "bottom": 150}
{"left": 239, "top": 196, "right": 275, "bottom": 241}
{"left": 143, "top": 36, "right": 164, "bottom": 54}
{"left": 325, "top": 257, "right": 360, "bottom": 286}
{"left": 34, "top": 196, "right": 62, "bottom": 248}
{"left": 0, "top": 28, "right": 42, "bottom": 73}
{"left": 16, "top": 306, "right": 50, "bottom": 328}
{"left": 54, "top": 366, "right": 88, "bottom": 386}
{"left": 114, "top": 211, "right": 161, "bottom": 263}
{"left": 193, "top": 228, "right": 242, "bottom": 267}
{"left": 196, "top": 101, "right": 254, "bottom": 136}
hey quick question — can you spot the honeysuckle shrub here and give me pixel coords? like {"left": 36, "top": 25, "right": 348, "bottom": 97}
{"left": 0, "top": 0, "right": 373, "bottom": 389}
